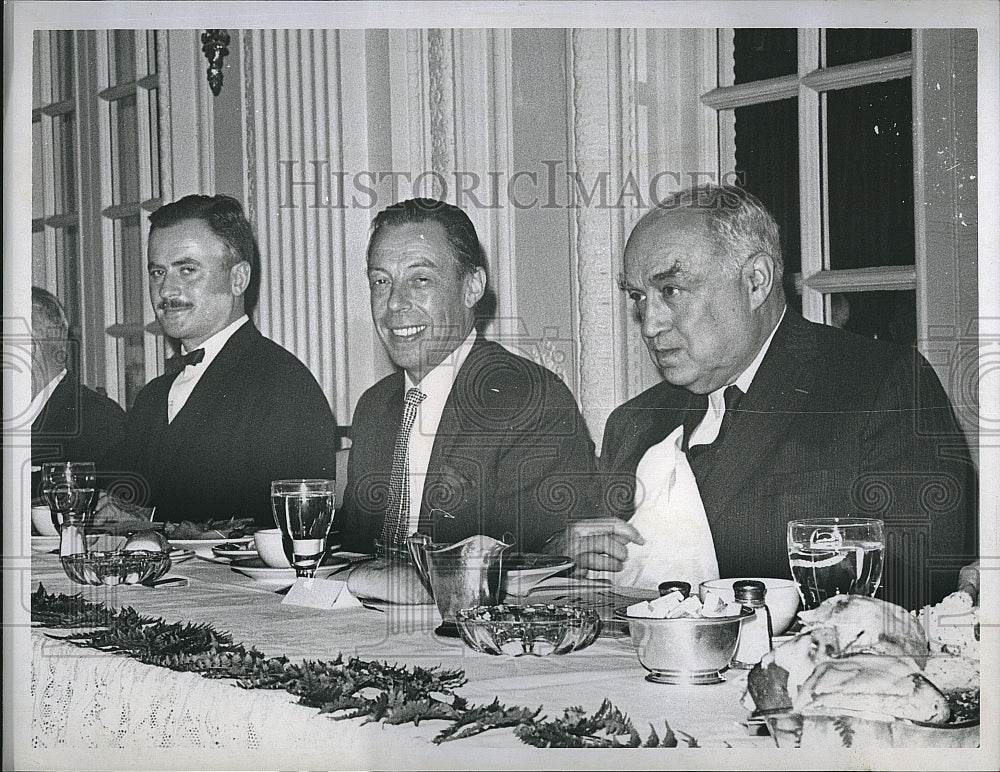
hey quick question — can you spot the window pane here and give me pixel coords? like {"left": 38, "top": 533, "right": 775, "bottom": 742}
{"left": 148, "top": 88, "right": 162, "bottom": 200}
{"left": 33, "top": 33, "right": 42, "bottom": 107}
{"left": 826, "top": 79, "right": 913, "bottom": 270}
{"left": 110, "top": 94, "right": 140, "bottom": 205}
{"left": 53, "top": 113, "right": 77, "bottom": 214}
{"left": 33, "top": 118, "right": 44, "bottom": 218}
{"left": 825, "top": 29, "right": 911, "bottom": 67}
{"left": 145, "top": 30, "right": 159, "bottom": 76}
{"left": 733, "top": 97, "right": 801, "bottom": 276}
{"left": 110, "top": 29, "right": 137, "bottom": 83}
{"left": 833, "top": 290, "right": 915, "bottom": 345}
{"left": 732, "top": 29, "right": 798, "bottom": 84}
{"left": 55, "top": 225, "right": 81, "bottom": 338}
{"left": 114, "top": 215, "right": 146, "bottom": 407}
{"left": 51, "top": 31, "right": 75, "bottom": 102}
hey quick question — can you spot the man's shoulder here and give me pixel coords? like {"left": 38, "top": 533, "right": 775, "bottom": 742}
{"left": 610, "top": 378, "right": 689, "bottom": 417}
{"left": 458, "top": 338, "right": 578, "bottom": 408}
{"left": 73, "top": 380, "right": 126, "bottom": 418}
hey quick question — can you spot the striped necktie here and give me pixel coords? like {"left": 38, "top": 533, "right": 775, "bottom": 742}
{"left": 378, "top": 387, "right": 427, "bottom": 555}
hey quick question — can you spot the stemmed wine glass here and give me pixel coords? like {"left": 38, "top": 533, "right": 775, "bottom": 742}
{"left": 41, "top": 461, "right": 97, "bottom": 556}
{"left": 787, "top": 517, "right": 885, "bottom": 610}
{"left": 270, "top": 479, "right": 336, "bottom": 578}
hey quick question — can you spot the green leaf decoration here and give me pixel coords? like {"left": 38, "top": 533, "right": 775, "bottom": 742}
{"left": 32, "top": 585, "right": 698, "bottom": 749}
{"left": 834, "top": 715, "right": 854, "bottom": 748}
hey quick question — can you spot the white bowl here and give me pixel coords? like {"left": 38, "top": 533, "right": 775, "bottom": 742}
{"left": 32, "top": 505, "right": 59, "bottom": 536}
{"left": 253, "top": 528, "right": 290, "bottom": 568}
{"left": 699, "top": 577, "right": 800, "bottom": 635}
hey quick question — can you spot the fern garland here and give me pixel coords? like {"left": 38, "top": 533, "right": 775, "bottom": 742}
{"left": 31, "top": 583, "right": 694, "bottom": 748}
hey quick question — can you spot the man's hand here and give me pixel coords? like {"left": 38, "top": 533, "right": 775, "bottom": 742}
{"left": 542, "top": 517, "right": 644, "bottom": 573}
{"left": 346, "top": 558, "right": 434, "bottom": 605}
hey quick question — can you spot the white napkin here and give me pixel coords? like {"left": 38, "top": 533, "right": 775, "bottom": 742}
{"left": 600, "top": 425, "right": 720, "bottom": 591}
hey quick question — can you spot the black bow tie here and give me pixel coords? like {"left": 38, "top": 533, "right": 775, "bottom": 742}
{"left": 165, "top": 348, "right": 205, "bottom": 375}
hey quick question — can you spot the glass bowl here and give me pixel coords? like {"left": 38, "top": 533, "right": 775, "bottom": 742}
{"left": 617, "top": 607, "right": 754, "bottom": 684}
{"left": 61, "top": 549, "right": 172, "bottom": 586}
{"left": 456, "top": 603, "right": 601, "bottom": 656}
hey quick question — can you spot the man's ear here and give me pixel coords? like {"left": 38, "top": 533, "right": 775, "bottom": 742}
{"left": 744, "top": 252, "right": 775, "bottom": 311}
{"left": 463, "top": 266, "right": 487, "bottom": 309}
{"left": 230, "top": 261, "right": 251, "bottom": 297}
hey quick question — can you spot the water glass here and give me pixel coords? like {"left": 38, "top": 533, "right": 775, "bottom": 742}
{"left": 271, "top": 479, "right": 335, "bottom": 578}
{"left": 787, "top": 517, "right": 884, "bottom": 609}
{"left": 41, "top": 461, "right": 97, "bottom": 532}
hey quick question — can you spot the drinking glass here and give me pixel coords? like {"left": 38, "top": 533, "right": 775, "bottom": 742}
{"left": 270, "top": 479, "right": 335, "bottom": 578}
{"left": 787, "top": 517, "right": 884, "bottom": 610}
{"left": 41, "top": 461, "right": 97, "bottom": 532}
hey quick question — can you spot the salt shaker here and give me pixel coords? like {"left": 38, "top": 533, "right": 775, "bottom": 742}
{"left": 731, "top": 579, "right": 773, "bottom": 669}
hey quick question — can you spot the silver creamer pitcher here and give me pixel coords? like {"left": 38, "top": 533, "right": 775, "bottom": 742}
{"left": 407, "top": 533, "right": 513, "bottom": 636}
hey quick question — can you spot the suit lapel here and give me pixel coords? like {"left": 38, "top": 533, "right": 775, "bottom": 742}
{"left": 696, "top": 313, "right": 817, "bottom": 518}
{"left": 160, "top": 323, "right": 258, "bottom": 454}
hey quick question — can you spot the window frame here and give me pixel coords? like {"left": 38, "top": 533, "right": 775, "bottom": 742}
{"left": 702, "top": 28, "right": 917, "bottom": 328}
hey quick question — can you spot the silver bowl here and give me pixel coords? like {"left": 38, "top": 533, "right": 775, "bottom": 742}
{"left": 618, "top": 607, "right": 754, "bottom": 684}
{"left": 61, "top": 549, "right": 172, "bottom": 586}
{"left": 456, "top": 603, "right": 601, "bottom": 656}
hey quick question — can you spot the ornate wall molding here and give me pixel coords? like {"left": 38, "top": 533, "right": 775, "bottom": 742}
{"left": 568, "top": 29, "right": 638, "bottom": 447}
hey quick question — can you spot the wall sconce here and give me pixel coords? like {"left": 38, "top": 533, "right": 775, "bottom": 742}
{"left": 201, "top": 29, "right": 231, "bottom": 96}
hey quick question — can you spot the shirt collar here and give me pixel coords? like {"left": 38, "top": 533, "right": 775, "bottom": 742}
{"left": 404, "top": 328, "right": 478, "bottom": 396}
{"left": 26, "top": 368, "right": 67, "bottom": 422}
{"left": 182, "top": 315, "right": 249, "bottom": 371}
{"left": 733, "top": 305, "right": 786, "bottom": 395}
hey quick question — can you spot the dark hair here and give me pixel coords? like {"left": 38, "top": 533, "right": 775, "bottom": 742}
{"left": 148, "top": 194, "right": 262, "bottom": 315}
{"left": 367, "top": 198, "right": 496, "bottom": 329}
{"left": 649, "top": 184, "right": 784, "bottom": 278}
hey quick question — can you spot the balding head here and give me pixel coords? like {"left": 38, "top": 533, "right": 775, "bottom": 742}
{"left": 31, "top": 286, "right": 70, "bottom": 399}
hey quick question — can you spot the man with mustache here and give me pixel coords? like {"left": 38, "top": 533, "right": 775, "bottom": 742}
{"left": 339, "top": 198, "right": 598, "bottom": 603}
{"left": 548, "top": 184, "right": 976, "bottom": 610}
{"left": 104, "top": 194, "right": 338, "bottom": 527}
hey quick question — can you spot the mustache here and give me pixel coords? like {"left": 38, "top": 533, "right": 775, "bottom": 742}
{"left": 158, "top": 300, "right": 194, "bottom": 311}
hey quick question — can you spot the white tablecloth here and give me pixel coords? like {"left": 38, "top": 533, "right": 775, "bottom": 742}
{"left": 26, "top": 540, "right": 767, "bottom": 768}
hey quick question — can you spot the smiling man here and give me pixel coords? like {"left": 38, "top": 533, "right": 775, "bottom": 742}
{"left": 338, "top": 198, "right": 597, "bottom": 602}
{"left": 551, "top": 184, "right": 976, "bottom": 610}
{"left": 104, "top": 194, "right": 338, "bottom": 526}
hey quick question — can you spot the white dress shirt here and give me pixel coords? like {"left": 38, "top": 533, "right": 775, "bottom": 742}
{"left": 26, "top": 368, "right": 67, "bottom": 426}
{"left": 613, "top": 307, "right": 787, "bottom": 589}
{"left": 401, "top": 329, "right": 478, "bottom": 534}
{"left": 167, "top": 315, "right": 249, "bottom": 423}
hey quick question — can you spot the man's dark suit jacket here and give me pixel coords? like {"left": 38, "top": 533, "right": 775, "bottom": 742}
{"left": 31, "top": 374, "right": 126, "bottom": 498}
{"left": 336, "top": 337, "right": 599, "bottom": 554}
{"left": 599, "top": 311, "right": 977, "bottom": 610}
{"left": 107, "top": 322, "right": 338, "bottom": 527}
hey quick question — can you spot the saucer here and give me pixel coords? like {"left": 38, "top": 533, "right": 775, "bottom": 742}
{"left": 230, "top": 556, "right": 347, "bottom": 585}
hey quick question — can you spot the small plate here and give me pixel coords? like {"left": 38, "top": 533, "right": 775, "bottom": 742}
{"left": 212, "top": 540, "right": 258, "bottom": 559}
{"left": 230, "top": 556, "right": 348, "bottom": 585}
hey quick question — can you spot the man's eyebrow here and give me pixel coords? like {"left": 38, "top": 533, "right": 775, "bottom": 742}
{"left": 650, "top": 262, "right": 685, "bottom": 283}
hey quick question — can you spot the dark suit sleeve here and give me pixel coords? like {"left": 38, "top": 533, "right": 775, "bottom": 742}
{"left": 334, "top": 386, "right": 389, "bottom": 553}
{"left": 856, "top": 348, "right": 978, "bottom": 608}
{"left": 248, "top": 363, "right": 339, "bottom": 510}
{"left": 487, "top": 373, "right": 599, "bottom": 553}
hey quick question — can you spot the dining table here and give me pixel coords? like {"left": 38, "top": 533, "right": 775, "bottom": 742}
{"left": 23, "top": 536, "right": 808, "bottom": 769}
